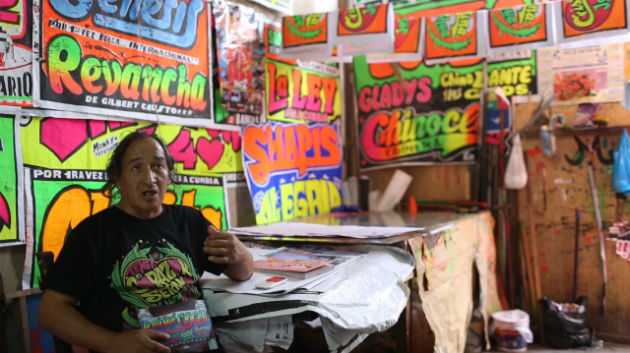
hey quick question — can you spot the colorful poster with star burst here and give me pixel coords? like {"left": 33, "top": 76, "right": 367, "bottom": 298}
{"left": 0, "top": 116, "right": 24, "bottom": 246}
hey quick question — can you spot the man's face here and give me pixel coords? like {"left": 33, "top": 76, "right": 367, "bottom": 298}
{"left": 115, "top": 136, "right": 169, "bottom": 219}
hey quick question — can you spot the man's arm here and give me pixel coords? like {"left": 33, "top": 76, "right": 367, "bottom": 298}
{"left": 38, "top": 289, "right": 171, "bottom": 353}
{"left": 203, "top": 225, "right": 254, "bottom": 281}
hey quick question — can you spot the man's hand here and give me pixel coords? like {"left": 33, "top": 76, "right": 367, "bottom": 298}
{"left": 203, "top": 225, "right": 253, "bottom": 281}
{"left": 105, "top": 328, "right": 171, "bottom": 353}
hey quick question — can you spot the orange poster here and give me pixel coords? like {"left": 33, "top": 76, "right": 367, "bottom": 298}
{"left": 425, "top": 12, "right": 480, "bottom": 61}
{"left": 393, "top": 0, "right": 527, "bottom": 18}
{"left": 488, "top": 4, "right": 548, "bottom": 48}
{"left": 394, "top": 13, "right": 422, "bottom": 53}
{"left": 282, "top": 14, "right": 329, "bottom": 48}
{"left": 34, "top": 0, "right": 212, "bottom": 122}
{"left": 561, "top": 0, "right": 628, "bottom": 37}
{"left": 337, "top": 4, "right": 389, "bottom": 36}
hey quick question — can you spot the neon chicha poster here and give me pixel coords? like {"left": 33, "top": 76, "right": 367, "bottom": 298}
{"left": 20, "top": 117, "right": 234, "bottom": 288}
{"left": 354, "top": 57, "right": 481, "bottom": 169}
{"left": 0, "top": 116, "right": 24, "bottom": 245}
{"left": 242, "top": 122, "right": 343, "bottom": 225}
{"left": 353, "top": 53, "right": 537, "bottom": 170}
{"left": 265, "top": 25, "right": 341, "bottom": 124}
{"left": 34, "top": 0, "right": 212, "bottom": 122}
{"left": 0, "top": 0, "right": 33, "bottom": 107}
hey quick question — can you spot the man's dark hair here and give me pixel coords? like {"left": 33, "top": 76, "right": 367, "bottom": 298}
{"left": 102, "top": 131, "right": 176, "bottom": 199}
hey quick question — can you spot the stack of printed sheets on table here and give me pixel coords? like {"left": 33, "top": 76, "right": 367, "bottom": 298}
{"left": 200, "top": 244, "right": 415, "bottom": 353}
{"left": 252, "top": 247, "right": 363, "bottom": 279}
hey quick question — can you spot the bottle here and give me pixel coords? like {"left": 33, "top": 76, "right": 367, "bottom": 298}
{"left": 541, "top": 125, "right": 553, "bottom": 156}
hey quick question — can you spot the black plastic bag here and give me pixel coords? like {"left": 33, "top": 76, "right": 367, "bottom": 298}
{"left": 539, "top": 296, "right": 593, "bottom": 349}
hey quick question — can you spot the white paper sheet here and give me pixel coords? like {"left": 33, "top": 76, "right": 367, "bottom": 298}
{"left": 230, "top": 222, "right": 423, "bottom": 239}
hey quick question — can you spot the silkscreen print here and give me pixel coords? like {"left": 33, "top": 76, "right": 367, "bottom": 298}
{"left": 20, "top": 117, "right": 235, "bottom": 288}
{"left": 0, "top": 116, "right": 24, "bottom": 245}
{"left": 0, "top": 0, "right": 32, "bottom": 106}
{"left": 393, "top": 0, "right": 527, "bottom": 16}
{"left": 20, "top": 118, "right": 242, "bottom": 175}
{"left": 242, "top": 122, "right": 343, "bottom": 225}
{"left": 425, "top": 12, "right": 482, "bottom": 61}
{"left": 213, "top": 1, "right": 265, "bottom": 117}
{"left": 265, "top": 24, "right": 341, "bottom": 124}
{"left": 354, "top": 53, "right": 537, "bottom": 169}
{"left": 559, "top": 0, "right": 629, "bottom": 39}
{"left": 394, "top": 0, "right": 531, "bottom": 61}
{"left": 33, "top": 0, "right": 212, "bottom": 122}
{"left": 485, "top": 3, "right": 555, "bottom": 55}
{"left": 265, "top": 58, "right": 341, "bottom": 124}
{"left": 23, "top": 172, "right": 226, "bottom": 289}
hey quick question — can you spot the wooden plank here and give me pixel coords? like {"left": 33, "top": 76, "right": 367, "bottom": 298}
{"left": 16, "top": 296, "right": 31, "bottom": 353}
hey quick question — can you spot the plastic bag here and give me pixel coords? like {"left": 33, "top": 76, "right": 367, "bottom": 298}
{"left": 539, "top": 296, "right": 593, "bottom": 349}
{"left": 490, "top": 309, "right": 533, "bottom": 352}
{"left": 612, "top": 129, "right": 630, "bottom": 196}
{"left": 504, "top": 134, "right": 527, "bottom": 189}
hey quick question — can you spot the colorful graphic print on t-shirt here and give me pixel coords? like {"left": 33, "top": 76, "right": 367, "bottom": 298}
{"left": 110, "top": 239, "right": 201, "bottom": 327}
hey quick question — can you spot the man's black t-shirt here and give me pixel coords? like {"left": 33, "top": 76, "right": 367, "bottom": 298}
{"left": 43, "top": 205, "right": 226, "bottom": 332}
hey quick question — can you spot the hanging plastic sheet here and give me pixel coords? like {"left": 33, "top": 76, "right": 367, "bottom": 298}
{"left": 504, "top": 134, "right": 528, "bottom": 190}
{"left": 612, "top": 129, "right": 630, "bottom": 195}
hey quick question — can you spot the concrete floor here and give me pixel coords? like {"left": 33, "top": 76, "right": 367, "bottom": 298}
{"left": 489, "top": 342, "right": 630, "bottom": 352}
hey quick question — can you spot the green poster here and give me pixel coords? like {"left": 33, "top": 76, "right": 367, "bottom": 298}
{"left": 0, "top": 116, "right": 23, "bottom": 245}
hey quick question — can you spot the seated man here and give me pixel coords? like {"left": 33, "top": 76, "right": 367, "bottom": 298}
{"left": 39, "top": 132, "right": 253, "bottom": 353}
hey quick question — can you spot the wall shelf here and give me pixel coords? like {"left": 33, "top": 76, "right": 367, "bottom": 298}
{"left": 521, "top": 125, "right": 630, "bottom": 138}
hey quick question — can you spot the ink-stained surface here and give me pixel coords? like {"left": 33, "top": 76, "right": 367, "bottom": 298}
{"left": 515, "top": 100, "right": 630, "bottom": 342}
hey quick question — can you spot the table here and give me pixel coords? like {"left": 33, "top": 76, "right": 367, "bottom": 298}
{"left": 201, "top": 211, "right": 501, "bottom": 353}
{"left": 298, "top": 210, "right": 503, "bottom": 353}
